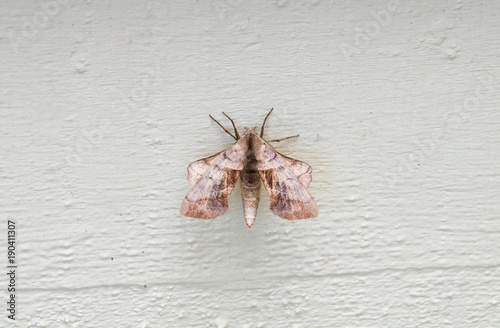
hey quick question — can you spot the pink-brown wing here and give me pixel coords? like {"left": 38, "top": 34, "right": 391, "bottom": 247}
{"left": 279, "top": 155, "right": 313, "bottom": 188}
{"left": 180, "top": 144, "right": 245, "bottom": 220}
{"left": 252, "top": 135, "right": 318, "bottom": 220}
{"left": 187, "top": 151, "right": 224, "bottom": 186}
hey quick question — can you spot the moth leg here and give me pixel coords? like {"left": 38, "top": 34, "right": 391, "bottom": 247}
{"left": 268, "top": 134, "right": 300, "bottom": 143}
{"left": 222, "top": 112, "right": 240, "bottom": 139}
{"left": 260, "top": 107, "right": 274, "bottom": 138}
{"left": 209, "top": 114, "right": 237, "bottom": 140}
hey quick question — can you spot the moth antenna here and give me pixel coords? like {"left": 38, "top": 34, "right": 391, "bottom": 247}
{"left": 222, "top": 112, "right": 240, "bottom": 139}
{"left": 268, "top": 134, "right": 300, "bottom": 143}
{"left": 260, "top": 107, "right": 274, "bottom": 138}
{"left": 209, "top": 114, "right": 237, "bottom": 140}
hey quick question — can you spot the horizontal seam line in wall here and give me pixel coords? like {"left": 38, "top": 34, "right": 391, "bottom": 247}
{"left": 20, "top": 262, "right": 500, "bottom": 292}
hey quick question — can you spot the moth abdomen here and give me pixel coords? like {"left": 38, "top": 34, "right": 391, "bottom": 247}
{"left": 240, "top": 167, "right": 261, "bottom": 228}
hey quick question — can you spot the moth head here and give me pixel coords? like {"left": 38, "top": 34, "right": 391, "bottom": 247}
{"left": 244, "top": 127, "right": 257, "bottom": 131}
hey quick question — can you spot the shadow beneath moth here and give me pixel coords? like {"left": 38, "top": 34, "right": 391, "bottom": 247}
{"left": 180, "top": 108, "right": 318, "bottom": 228}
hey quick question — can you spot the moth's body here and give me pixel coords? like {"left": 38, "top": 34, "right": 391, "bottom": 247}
{"left": 180, "top": 110, "right": 317, "bottom": 228}
{"left": 239, "top": 147, "right": 261, "bottom": 228}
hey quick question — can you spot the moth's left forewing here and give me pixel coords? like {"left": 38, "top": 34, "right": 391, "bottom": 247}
{"left": 180, "top": 142, "right": 246, "bottom": 220}
{"left": 252, "top": 135, "right": 318, "bottom": 220}
{"left": 186, "top": 151, "right": 224, "bottom": 186}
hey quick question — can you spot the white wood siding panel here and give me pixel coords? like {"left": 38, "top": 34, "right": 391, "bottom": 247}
{"left": 1, "top": 1, "right": 499, "bottom": 327}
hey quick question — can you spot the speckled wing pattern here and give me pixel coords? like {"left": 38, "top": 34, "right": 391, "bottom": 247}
{"left": 186, "top": 151, "right": 223, "bottom": 187}
{"left": 252, "top": 136, "right": 318, "bottom": 220}
{"left": 279, "top": 154, "right": 313, "bottom": 189}
{"left": 180, "top": 144, "right": 245, "bottom": 220}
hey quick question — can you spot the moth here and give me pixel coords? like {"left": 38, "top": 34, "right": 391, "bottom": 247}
{"left": 180, "top": 108, "right": 318, "bottom": 228}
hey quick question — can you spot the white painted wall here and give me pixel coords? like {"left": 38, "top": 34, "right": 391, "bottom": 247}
{"left": 1, "top": 0, "right": 499, "bottom": 327}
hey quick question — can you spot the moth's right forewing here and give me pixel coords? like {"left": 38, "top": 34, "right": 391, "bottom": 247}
{"left": 180, "top": 142, "right": 245, "bottom": 220}
{"left": 252, "top": 136, "right": 318, "bottom": 220}
{"left": 259, "top": 166, "right": 318, "bottom": 220}
{"left": 279, "top": 155, "right": 313, "bottom": 188}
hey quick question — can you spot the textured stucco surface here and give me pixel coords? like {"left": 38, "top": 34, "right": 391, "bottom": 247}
{"left": 1, "top": 1, "right": 500, "bottom": 327}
